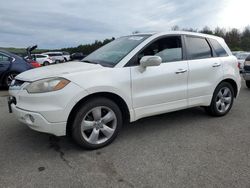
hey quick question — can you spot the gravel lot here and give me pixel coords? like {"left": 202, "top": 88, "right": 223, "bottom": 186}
{"left": 0, "top": 83, "right": 250, "bottom": 188}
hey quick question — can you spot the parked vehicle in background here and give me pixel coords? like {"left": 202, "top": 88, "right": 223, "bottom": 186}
{"left": 0, "top": 50, "right": 33, "bottom": 87}
{"left": 232, "top": 51, "right": 245, "bottom": 56}
{"left": 26, "top": 59, "right": 41, "bottom": 68}
{"left": 31, "top": 54, "right": 53, "bottom": 66}
{"left": 242, "top": 55, "right": 250, "bottom": 88}
{"left": 235, "top": 52, "right": 250, "bottom": 72}
{"left": 62, "top": 52, "right": 71, "bottom": 61}
{"left": 42, "top": 52, "right": 65, "bottom": 63}
{"left": 70, "top": 52, "right": 86, "bottom": 61}
{"left": 8, "top": 31, "right": 241, "bottom": 149}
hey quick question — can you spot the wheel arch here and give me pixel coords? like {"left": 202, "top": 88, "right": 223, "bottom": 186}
{"left": 218, "top": 78, "right": 238, "bottom": 98}
{"left": 66, "top": 92, "right": 131, "bottom": 136}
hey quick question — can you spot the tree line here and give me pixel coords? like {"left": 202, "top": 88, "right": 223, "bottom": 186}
{"left": 61, "top": 38, "right": 115, "bottom": 55}
{"left": 172, "top": 25, "right": 250, "bottom": 51}
{"left": 62, "top": 26, "right": 250, "bottom": 55}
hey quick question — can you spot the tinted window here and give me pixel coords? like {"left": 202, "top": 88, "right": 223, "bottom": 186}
{"left": 246, "top": 55, "right": 250, "bottom": 61}
{"left": 209, "top": 39, "right": 228, "bottom": 57}
{"left": 0, "top": 53, "right": 9, "bottom": 62}
{"left": 186, "top": 36, "right": 212, "bottom": 60}
{"left": 36, "top": 55, "right": 45, "bottom": 58}
{"left": 138, "top": 36, "right": 183, "bottom": 64}
{"left": 49, "top": 53, "right": 60, "bottom": 57}
{"left": 63, "top": 52, "right": 70, "bottom": 55}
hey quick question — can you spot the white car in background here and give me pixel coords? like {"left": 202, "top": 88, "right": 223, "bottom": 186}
{"left": 8, "top": 31, "right": 241, "bottom": 149}
{"left": 235, "top": 52, "right": 250, "bottom": 72}
{"left": 31, "top": 54, "right": 53, "bottom": 66}
{"left": 42, "top": 52, "right": 65, "bottom": 63}
{"left": 62, "top": 52, "right": 71, "bottom": 61}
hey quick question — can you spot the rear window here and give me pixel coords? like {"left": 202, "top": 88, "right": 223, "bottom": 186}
{"left": 209, "top": 39, "right": 228, "bottom": 57}
{"left": 186, "top": 36, "right": 212, "bottom": 60}
{"left": 63, "top": 52, "right": 70, "bottom": 55}
{"left": 246, "top": 55, "right": 250, "bottom": 61}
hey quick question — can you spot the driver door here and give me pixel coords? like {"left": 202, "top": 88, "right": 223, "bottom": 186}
{"left": 130, "top": 36, "right": 188, "bottom": 120}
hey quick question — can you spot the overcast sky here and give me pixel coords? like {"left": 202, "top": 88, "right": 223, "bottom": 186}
{"left": 0, "top": 0, "right": 249, "bottom": 49}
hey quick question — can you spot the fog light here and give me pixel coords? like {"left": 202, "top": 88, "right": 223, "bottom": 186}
{"left": 24, "top": 114, "right": 35, "bottom": 125}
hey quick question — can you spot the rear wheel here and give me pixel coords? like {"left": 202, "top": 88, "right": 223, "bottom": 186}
{"left": 246, "top": 81, "right": 250, "bottom": 88}
{"left": 72, "top": 97, "right": 122, "bottom": 149}
{"left": 205, "top": 82, "right": 234, "bottom": 117}
{"left": 4, "top": 72, "right": 18, "bottom": 87}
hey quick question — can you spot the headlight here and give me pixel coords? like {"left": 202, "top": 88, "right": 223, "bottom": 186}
{"left": 25, "top": 78, "right": 70, "bottom": 93}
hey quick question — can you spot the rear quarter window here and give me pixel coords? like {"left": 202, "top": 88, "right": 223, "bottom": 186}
{"left": 209, "top": 39, "right": 228, "bottom": 57}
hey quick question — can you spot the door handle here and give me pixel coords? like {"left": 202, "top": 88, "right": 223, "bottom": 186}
{"left": 175, "top": 69, "right": 187, "bottom": 74}
{"left": 212, "top": 63, "right": 221, "bottom": 67}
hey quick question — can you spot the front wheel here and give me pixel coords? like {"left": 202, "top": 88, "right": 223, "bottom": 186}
{"left": 72, "top": 98, "right": 122, "bottom": 149}
{"left": 205, "top": 82, "right": 234, "bottom": 117}
{"left": 246, "top": 81, "right": 250, "bottom": 88}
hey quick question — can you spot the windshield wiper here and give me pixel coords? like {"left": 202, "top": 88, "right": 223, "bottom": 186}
{"left": 81, "top": 60, "right": 98, "bottom": 64}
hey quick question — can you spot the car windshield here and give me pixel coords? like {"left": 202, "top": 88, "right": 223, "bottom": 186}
{"left": 82, "top": 35, "right": 150, "bottom": 67}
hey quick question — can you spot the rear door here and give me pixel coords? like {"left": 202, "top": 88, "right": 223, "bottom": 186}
{"left": 0, "top": 53, "right": 11, "bottom": 78}
{"left": 185, "top": 35, "right": 223, "bottom": 106}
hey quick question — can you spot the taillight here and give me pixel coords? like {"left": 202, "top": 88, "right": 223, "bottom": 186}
{"left": 238, "top": 62, "right": 241, "bottom": 69}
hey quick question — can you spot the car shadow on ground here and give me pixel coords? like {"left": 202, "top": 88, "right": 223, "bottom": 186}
{"left": 26, "top": 106, "right": 211, "bottom": 153}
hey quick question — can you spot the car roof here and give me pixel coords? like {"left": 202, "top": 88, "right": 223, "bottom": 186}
{"left": 132, "top": 31, "right": 223, "bottom": 40}
{"left": 43, "top": 51, "right": 62, "bottom": 53}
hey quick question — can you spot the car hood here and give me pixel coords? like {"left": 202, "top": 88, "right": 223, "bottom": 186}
{"left": 16, "top": 61, "right": 104, "bottom": 82}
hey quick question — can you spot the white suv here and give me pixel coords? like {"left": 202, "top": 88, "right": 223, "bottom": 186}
{"left": 42, "top": 52, "right": 65, "bottom": 63}
{"left": 8, "top": 31, "right": 241, "bottom": 149}
{"left": 31, "top": 54, "right": 53, "bottom": 66}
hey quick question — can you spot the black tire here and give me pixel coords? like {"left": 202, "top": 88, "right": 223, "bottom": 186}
{"left": 43, "top": 61, "right": 50, "bottom": 66}
{"left": 64, "top": 58, "right": 67, "bottom": 62}
{"left": 72, "top": 97, "right": 123, "bottom": 149}
{"left": 55, "top": 60, "right": 60, "bottom": 64}
{"left": 3, "top": 72, "right": 18, "bottom": 88}
{"left": 246, "top": 81, "right": 250, "bottom": 89}
{"left": 205, "top": 82, "right": 234, "bottom": 117}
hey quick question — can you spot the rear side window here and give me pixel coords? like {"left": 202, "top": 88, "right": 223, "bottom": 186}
{"left": 186, "top": 36, "right": 212, "bottom": 60}
{"left": 49, "top": 53, "right": 60, "bottom": 57}
{"left": 36, "top": 55, "right": 45, "bottom": 58}
{"left": 209, "top": 39, "right": 228, "bottom": 57}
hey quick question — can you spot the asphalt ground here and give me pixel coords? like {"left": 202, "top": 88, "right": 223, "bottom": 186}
{"left": 0, "top": 82, "right": 250, "bottom": 188}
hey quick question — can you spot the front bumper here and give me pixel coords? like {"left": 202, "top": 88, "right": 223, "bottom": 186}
{"left": 8, "top": 81, "right": 89, "bottom": 136}
{"left": 10, "top": 103, "right": 66, "bottom": 136}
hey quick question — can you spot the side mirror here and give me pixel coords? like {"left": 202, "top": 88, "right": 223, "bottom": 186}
{"left": 140, "top": 56, "right": 162, "bottom": 68}
{"left": 8, "top": 57, "right": 14, "bottom": 62}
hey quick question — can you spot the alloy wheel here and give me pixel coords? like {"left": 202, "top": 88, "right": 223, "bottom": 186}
{"left": 80, "top": 106, "right": 117, "bottom": 145}
{"left": 215, "top": 87, "right": 232, "bottom": 113}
